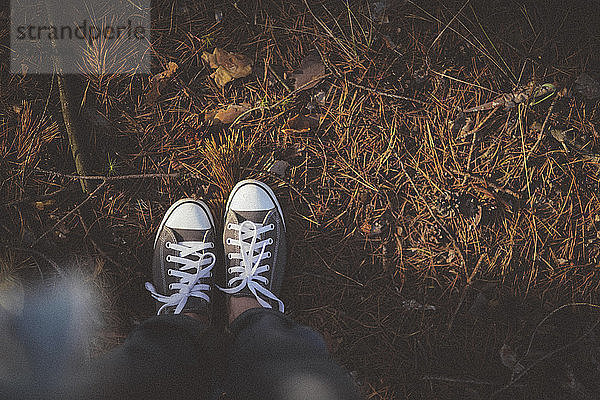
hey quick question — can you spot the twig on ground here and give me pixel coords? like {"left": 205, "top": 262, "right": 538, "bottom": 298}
{"left": 525, "top": 89, "right": 564, "bottom": 164}
{"left": 462, "top": 108, "right": 498, "bottom": 184}
{"left": 454, "top": 169, "right": 521, "bottom": 200}
{"left": 345, "top": 80, "right": 428, "bottom": 105}
{"left": 423, "top": 374, "right": 523, "bottom": 387}
{"left": 31, "top": 181, "right": 107, "bottom": 246}
{"left": 429, "top": 69, "right": 500, "bottom": 94}
{"left": 230, "top": 74, "right": 333, "bottom": 126}
{"left": 316, "top": 46, "right": 427, "bottom": 105}
{"left": 491, "top": 303, "right": 600, "bottom": 398}
{"left": 35, "top": 168, "right": 183, "bottom": 181}
{"left": 41, "top": 0, "right": 92, "bottom": 193}
{"left": 1, "top": 184, "right": 74, "bottom": 207}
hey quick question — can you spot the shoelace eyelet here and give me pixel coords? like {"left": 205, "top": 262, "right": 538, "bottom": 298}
{"left": 148, "top": 239, "right": 215, "bottom": 315}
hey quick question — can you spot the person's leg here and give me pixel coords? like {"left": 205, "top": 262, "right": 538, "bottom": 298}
{"left": 63, "top": 314, "right": 222, "bottom": 400}
{"left": 64, "top": 198, "right": 223, "bottom": 399}
{"left": 219, "top": 180, "right": 361, "bottom": 400}
{"left": 226, "top": 307, "right": 361, "bottom": 400}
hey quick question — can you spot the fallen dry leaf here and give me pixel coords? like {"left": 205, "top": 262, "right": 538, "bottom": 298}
{"left": 205, "top": 103, "right": 251, "bottom": 124}
{"left": 154, "top": 61, "right": 178, "bottom": 81}
{"left": 464, "top": 83, "right": 555, "bottom": 113}
{"left": 360, "top": 220, "right": 373, "bottom": 235}
{"left": 290, "top": 54, "right": 326, "bottom": 91}
{"left": 146, "top": 61, "right": 178, "bottom": 103}
{"left": 202, "top": 48, "right": 252, "bottom": 88}
{"left": 282, "top": 114, "right": 320, "bottom": 134}
{"left": 34, "top": 199, "right": 55, "bottom": 210}
{"left": 360, "top": 217, "right": 389, "bottom": 238}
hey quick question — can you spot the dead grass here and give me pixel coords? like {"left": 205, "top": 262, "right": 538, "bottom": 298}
{"left": 1, "top": 0, "right": 600, "bottom": 398}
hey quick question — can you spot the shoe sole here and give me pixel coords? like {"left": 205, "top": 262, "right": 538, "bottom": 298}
{"left": 153, "top": 198, "right": 216, "bottom": 248}
{"left": 224, "top": 179, "right": 286, "bottom": 230}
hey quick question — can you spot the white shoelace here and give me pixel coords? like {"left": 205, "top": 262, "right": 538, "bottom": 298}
{"left": 145, "top": 239, "right": 215, "bottom": 315}
{"left": 218, "top": 220, "right": 285, "bottom": 312}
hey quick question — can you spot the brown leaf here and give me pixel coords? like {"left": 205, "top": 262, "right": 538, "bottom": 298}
{"left": 290, "top": 54, "right": 325, "bottom": 91}
{"left": 360, "top": 220, "right": 373, "bottom": 235}
{"left": 464, "top": 83, "right": 555, "bottom": 112}
{"left": 202, "top": 48, "right": 252, "bottom": 88}
{"left": 154, "top": 61, "right": 178, "bottom": 81}
{"left": 205, "top": 103, "right": 251, "bottom": 124}
{"left": 282, "top": 114, "right": 319, "bottom": 134}
{"left": 146, "top": 62, "right": 178, "bottom": 103}
{"left": 34, "top": 199, "right": 55, "bottom": 210}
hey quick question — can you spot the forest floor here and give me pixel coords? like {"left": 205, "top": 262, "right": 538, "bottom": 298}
{"left": 2, "top": 0, "right": 600, "bottom": 398}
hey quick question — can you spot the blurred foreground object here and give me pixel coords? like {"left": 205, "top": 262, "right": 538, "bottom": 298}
{"left": 0, "top": 277, "right": 99, "bottom": 399}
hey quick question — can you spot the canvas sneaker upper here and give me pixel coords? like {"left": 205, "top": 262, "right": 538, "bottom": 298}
{"left": 218, "top": 180, "right": 287, "bottom": 312}
{"left": 145, "top": 199, "right": 215, "bottom": 316}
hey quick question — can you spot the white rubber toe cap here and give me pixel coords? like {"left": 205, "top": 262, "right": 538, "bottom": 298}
{"left": 229, "top": 181, "right": 275, "bottom": 211}
{"left": 164, "top": 201, "right": 212, "bottom": 230}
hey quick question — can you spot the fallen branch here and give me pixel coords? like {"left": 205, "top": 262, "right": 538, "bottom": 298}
{"left": 344, "top": 80, "right": 428, "bottom": 105}
{"left": 41, "top": 0, "right": 92, "bottom": 193}
{"left": 35, "top": 168, "right": 184, "bottom": 181}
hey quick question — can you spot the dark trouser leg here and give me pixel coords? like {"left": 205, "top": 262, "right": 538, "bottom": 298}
{"left": 65, "top": 314, "right": 223, "bottom": 400}
{"left": 225, "top": 308, "right": 361, "bottom": 400}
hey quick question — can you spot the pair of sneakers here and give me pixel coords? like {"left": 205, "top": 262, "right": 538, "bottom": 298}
{"left": 144, "top": 179, "right": 286, "bottom": 320}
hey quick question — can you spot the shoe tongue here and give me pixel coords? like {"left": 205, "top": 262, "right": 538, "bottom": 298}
{"left": 168, "top": 227, "right": 211, "bottom": 243}
{"left": 233, "top": 210, "right": 269, "bottom": 225}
